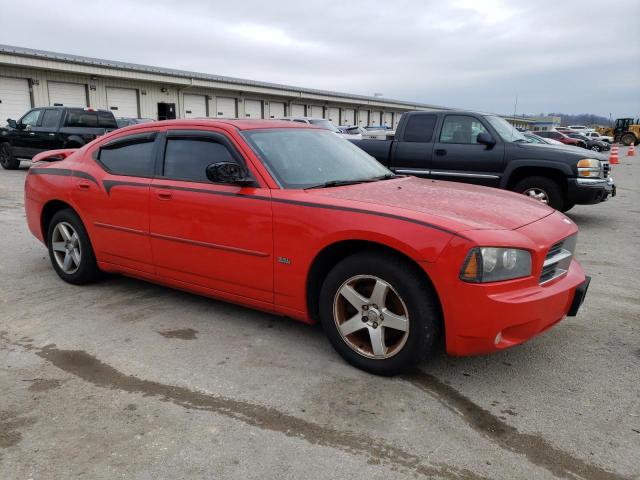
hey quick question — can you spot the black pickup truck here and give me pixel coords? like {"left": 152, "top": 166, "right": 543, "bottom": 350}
{"left": 0, "top": 107, "right": 117, "bottom": 170}
{"left": 351, "top": 110, "right": 616, "bottom": 212}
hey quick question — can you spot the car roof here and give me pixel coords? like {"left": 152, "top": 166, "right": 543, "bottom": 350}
{"left": 108, "top": 118, "right": 320, "bottom": 134}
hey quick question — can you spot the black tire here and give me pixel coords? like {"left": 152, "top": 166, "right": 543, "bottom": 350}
{"left": 620, "top": 133, "right": 636, "bottom": 147}
{"left": 561, "top": 203, "right": 575, "bottom": 213}
{"left": 590, "top": 145, "right": 600, "bottom": 152}
{"left": 513, "top": 176, "right": 565, "bottom": 211}
{"left": 318, "top": 251, "right": 441, "bottom": 376}
{"left": 0, "top": 143, "right": 20, "bottom": 170}
{"left": 47, "top": 208, "right": 100, "bottom": 285}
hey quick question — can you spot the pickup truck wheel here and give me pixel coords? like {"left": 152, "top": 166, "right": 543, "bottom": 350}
{"left": 47, "top": 209, "right": 99, "bottom": 285}
{"left": 561, "top": 203, "right": 575, "bottom": 213}
{"left": 513, "top": 176, "right": 564, "bottom": 211}
{"left": 0, "top": 143, "right": 20, "bottom": 170}
{"left": 319, "top": 251, "right": 440, "bottom": 376}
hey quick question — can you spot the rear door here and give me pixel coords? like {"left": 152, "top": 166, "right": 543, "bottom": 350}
{"left": 149, "top": 129, "right": 274, "bottom": 303}
{"left": 388, "top": 113, "right": 437, "bottom": 177}
{"left": 430, "top": 114, "right": 504, "bottom": 187}
{"left": 76, "top": 131, "right": 157, "bottom": 273}
{"left": 29, "top": 108, "right": 63, "bottom": 152}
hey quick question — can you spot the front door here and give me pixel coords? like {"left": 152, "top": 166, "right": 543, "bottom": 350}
{"left": 149, "top": 129, "right": 273, "bottom": 303}
{"left": 431, "top": 114, "right": 504, "bottom": 187}
{"left": 12, "top": 109, "right": 43, "bottom": 158}
{"left": 29, "top": 108, "right": 64, "bottom": 153}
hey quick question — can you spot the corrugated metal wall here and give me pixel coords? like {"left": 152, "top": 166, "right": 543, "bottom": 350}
{"left": 0, "top": 60, "right": 424, "bottom": 123}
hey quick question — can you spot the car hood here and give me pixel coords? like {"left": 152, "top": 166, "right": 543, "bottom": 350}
{"left": 306, "top": 176, "right": 554, "bottom": 231}
{"left": 515, "top": 142, "right": 608, "bottom": 161}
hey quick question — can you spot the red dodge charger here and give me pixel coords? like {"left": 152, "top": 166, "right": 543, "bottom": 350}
{"left": 24, "top": 119, "right": 589, "bottom": 375}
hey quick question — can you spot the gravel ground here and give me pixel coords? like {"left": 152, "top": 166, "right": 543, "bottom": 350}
{"left": 1, "top": 148, "right": 638, "bottom": 480}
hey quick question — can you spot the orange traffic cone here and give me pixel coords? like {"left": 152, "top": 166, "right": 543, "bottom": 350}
{"left": 627, "top": 143, "right": 635, "bottom": 157}
{"left": 609, "top": 144, "right": 619, "bottom": 164}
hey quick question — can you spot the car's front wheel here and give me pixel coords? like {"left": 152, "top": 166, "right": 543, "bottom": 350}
{"left": 0, "top": 143, "right": 20, "bottom": 170}
{"left": 513, "top": 176, "right": 564, "bottom": 211}
{"left": 47, "top": 209, "right": 100, "bottom": 285}
{"left": 319, "top": 251, "right": 440, "bottom": 375}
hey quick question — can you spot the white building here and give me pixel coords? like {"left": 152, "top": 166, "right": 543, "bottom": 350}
{"left": 0, "top": 45, "right": 448, "bottom": 128}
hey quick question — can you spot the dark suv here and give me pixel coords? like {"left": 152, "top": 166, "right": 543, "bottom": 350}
{"left": 0, "top": 107, "right": 117, "bottom": 169}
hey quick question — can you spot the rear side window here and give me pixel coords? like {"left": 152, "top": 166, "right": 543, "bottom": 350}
{"left": 403, "top": 114, "right": 437, "bottom": 142}
{"left": 98, "top": 134, "right": 156, "bottom": 177}
{"left": 98, "top": 112, "right": 118, "bottom": 128}
{"left": 163, "top": 138, "right": 237, "bottom": 182}
{"left": 66, "top": 110, "right": 98, "bottom": 128}
{"left": 41, "top": 109, "right": 62, "bottom": 128}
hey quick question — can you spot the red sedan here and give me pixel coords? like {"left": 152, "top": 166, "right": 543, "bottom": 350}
{"left": 24, "top": 119, "right": 590, "bottom": 375}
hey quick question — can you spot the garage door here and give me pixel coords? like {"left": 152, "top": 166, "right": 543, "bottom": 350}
{"left": 107, "top": 87, "right": 139, "bottom": 118}
{"left": 358, "top": 110, "right": 369, "bottom": 126}
{"left": 183, "top": 94, "right": 207, "bottom": 118}
{"left": 343, "top": 109, "right": 355, "bottom": 126}
{"left": 269, "top": 102, "right": 286, "bottom": 119}
{"left": 327, "top": 107, "right": 340, "bottom": 125}
{"left": 309, "top": 105, "right": 324, "bottom": 118}
{"left": 383, "top": 112, "right": 393, "bottom": 128}
{"left": 244, "top": 99, "right": 262, "bottom": 119}
{"left": 216, "top": 97, "right": 237, "bottom": 118}
{"left": 0, "top": 77, "right": 31, "bottom": 123}
{"left": 370, "top": 111, "right": 382, "bottom": 126}
{"left": 48, "top": 81, "right": 87, "bottom": 107}
{"left": 291, "top": 104, "right": 305, "bottom": 117}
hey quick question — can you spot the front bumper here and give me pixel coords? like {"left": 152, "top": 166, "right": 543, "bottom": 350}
{"left": 567, "top": 176, "right": 616, "bottom": 205}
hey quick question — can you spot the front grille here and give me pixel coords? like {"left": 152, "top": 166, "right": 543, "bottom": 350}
{"left": 540, "top": 235, "right": 577, "bottom": 285}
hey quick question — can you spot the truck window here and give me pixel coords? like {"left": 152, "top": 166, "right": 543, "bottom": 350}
{"left": 20, "top": 109, "right": 42, "bottom": 127}
{"left": 403, "top": 114, "right": 436, "bottom": 142}
{"left": 41, "top": 109, "right": 62, "bottom": 129}
{"left": 440, "top": 115, "right": 488, "bottom": 144}
{"left": 65, "top": 111, "right": 98, "bottom": 128}
{"left": 98, "top": 112, "right": 118, "bottom": 129}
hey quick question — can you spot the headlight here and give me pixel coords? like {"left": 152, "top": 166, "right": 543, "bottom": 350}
{"left": 460, "top": 247, "right": 532, "bottom": 283}
{"left": 577, "top": 159, "right": 601, "bottom": 178}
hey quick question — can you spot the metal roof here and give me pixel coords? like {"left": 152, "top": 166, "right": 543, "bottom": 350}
{"left": 0, "top": 44, "right": 449, "bottom": 110}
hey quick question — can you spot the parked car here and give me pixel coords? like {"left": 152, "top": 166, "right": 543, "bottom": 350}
{"left": 566, "top": 133, "right": 610, "bottom": 152}
{"left": 535, "top": 130, "right": 587, "bottom": 148}
{"left": 25, "top": 119, "right": 590, "bottom": 375}
{"left": 0, "top": 107, "right": 117, "bottom": 170}
{"left": 583, "top": 131, "right": 613, "bottom": 143}
{"left": 523, "top": 132, "right": 564, "bottom": 145}
{"left": 350, "top": 111, "right": 615, "bottom": 212}
{"left": 116, "top": 117, "right": 155, "bottom": 128}
{"left": 567, "top": 125, "right": 592, "bottom": 132}
{"left": 336, "top": 125, "right": 363, "bottom": 139}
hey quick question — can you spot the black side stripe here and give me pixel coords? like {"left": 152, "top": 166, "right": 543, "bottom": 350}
{"left": 34, "top": 174, "right": 465, "bottom": 240}
{"left": 30, "top": 167, "right": 99, "bottom": 186}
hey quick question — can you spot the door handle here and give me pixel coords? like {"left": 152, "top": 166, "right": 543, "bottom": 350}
{"left": 435, "top": 149, "right": 447, "bottom": 156}
{"left": 156, "top": 190, "right": 172, "bottom": 200}
{"left": 29, "top": 132, "right": 35, "bottom": 136}
{"left": 77, "top": 181, "right": 91, "bottom": 191}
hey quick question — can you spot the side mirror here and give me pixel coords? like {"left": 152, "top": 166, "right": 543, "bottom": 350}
{"left": 7, "top": 119, "right": 17, "bottom": 129}
{"left": 476, "top": 132, "right": 496, "bottom": 148}
{"left": 206, "top": 162, "right": 255, "bottom": 186}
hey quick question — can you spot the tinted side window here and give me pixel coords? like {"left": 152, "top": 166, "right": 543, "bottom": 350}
{"left": 403, "top": 114, "right": 436, "bottom": 142}
{"left": 99, "top": 137, "right": 156, "bottom": 177}
{"left": 65, "top": 111, "right": 98, "bottom": 128}
{"left": 98, "top": 112, "right": 118, "bottom": 128}
{"left": 163, "top": 138, "right": 237, "bottom": 182}
{"left": 439, "top": 115, "right": 488, "bottom": 144}
{"left": 41, "top": 109, "right": 62, "bottom": 128}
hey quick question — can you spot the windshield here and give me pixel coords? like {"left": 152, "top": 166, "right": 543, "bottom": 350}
{"left": 242, "top": 128, "right": 391, "bottom": 189}
{"left": 308, "top": 119, "right": 339, "bottom": 132}
{"left": 484, "top": 115, "right": 527, "bottom": 143}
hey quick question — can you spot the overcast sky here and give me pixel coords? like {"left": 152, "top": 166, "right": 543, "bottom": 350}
{"left": 2, "top": 0, "right": 638, "bottom": 118}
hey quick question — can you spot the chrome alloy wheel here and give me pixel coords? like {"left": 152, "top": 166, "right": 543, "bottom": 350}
{"left": 51, "top": 221, "right": 82, "bottom": 274}
{"left": 524, "top": 188, "right": 549, "bottom": 204}
{"left": 333, "top": 275, "right": 410, "bottom": 359}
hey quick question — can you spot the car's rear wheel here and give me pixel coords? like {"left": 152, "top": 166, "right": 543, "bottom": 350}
{"left": 590, "top": 145, "right": 600, "bottom": 152}
{"left": 513, "top": 176, "right": 564, "bottom": 211}
{"left": 47, "top": 209, "right": 99, "bottom": 285}
{"left": 0, "top": 143, "right": 20, "bottom": 170}
{"left": 319, "top": 251, "right": 440, "bottom": 376}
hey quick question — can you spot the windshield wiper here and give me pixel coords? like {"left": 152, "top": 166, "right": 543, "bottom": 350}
{"left": 304, "top": 174, "right": 398, "bottom": 190}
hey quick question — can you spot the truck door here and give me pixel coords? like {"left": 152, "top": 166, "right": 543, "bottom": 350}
{"left": 12, "top": 109, "right": 43, "bottom": 158}
{"left": 430, "top": 114, "right": 504, "bottom": 187}
{"left": 388, "top": 113, "right": 437, "bottom": 178}
{"left": 29, "top": 108, "right": 63, "bottom": 152}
